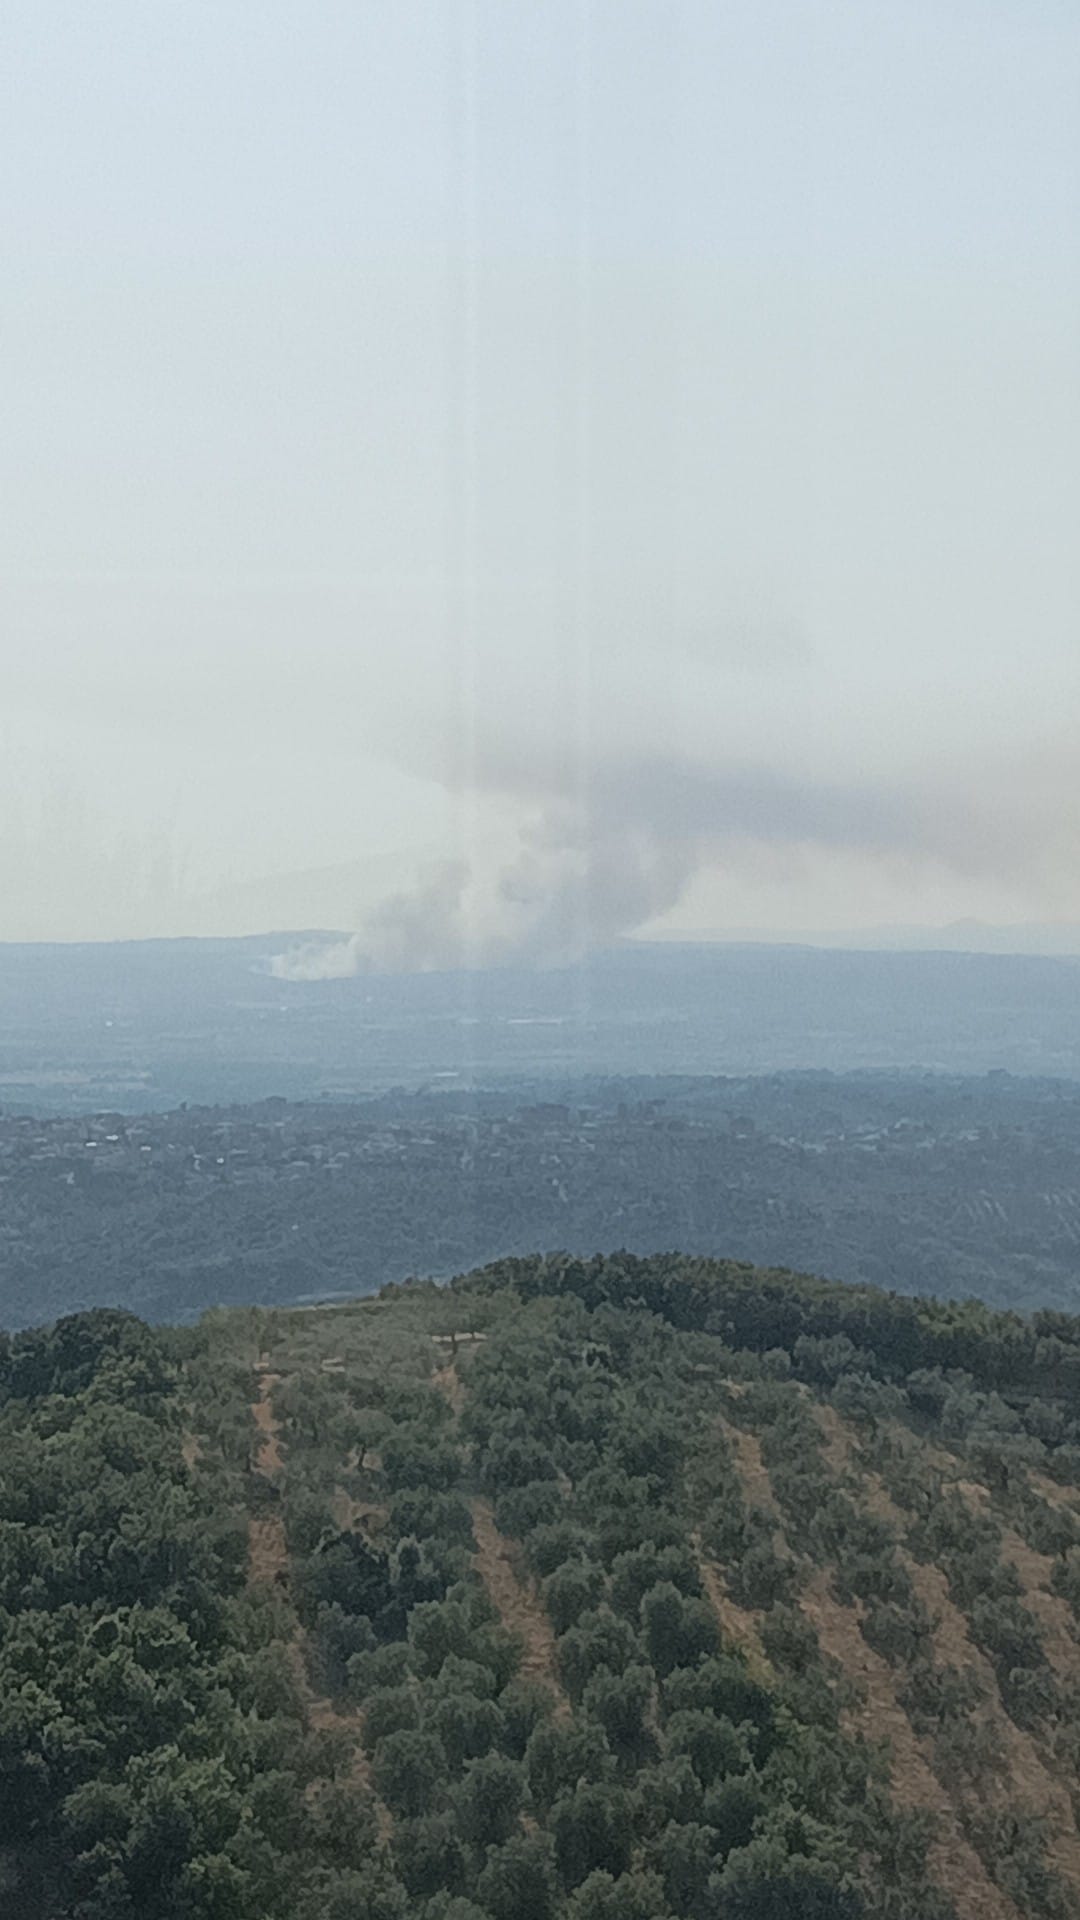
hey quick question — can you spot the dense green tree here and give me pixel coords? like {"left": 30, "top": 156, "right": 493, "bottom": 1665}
{"left": 498, "top": 1676, "right": 555, "bottom": 1758}
{"left": 372, "top": 1728, "right": 445, "bottom": 1818}
{"left": 552, "top": 1779, "right": 634, "bottom": 1888}
{"left": 361, "top": 1685, "right": 419, "bottom": 1751}
{"left": 631, "top": 1755, "right": 705, "bottom": 1837}
{"left": 431, "top": 1689, "right": 504, "bottom": 1773}
{"left": 566, "top": 1867, "right": 675, "bottom": 1920}
{"left": 641, "top": 1584, "right": 720, "bottom": 1677}
{"left": 393, "top": 1814, "right": 468, "bottom": 1901}
{"left": 451, "top": 1752, "right": 524, "bottom": 1848}
{"left": 475, "top": 1832, "right": 558, "bottom": 1920}
{"left": 582, "top": 1664, "right": 654, "bottom": 1762}
{"left": 545, "top": 1559, "right": 607, "bottom": 1636}
{"left": 558, "top": 1608, "right": 642, "bottom": 1701}
{"left": 651, "top": 1819, "right": 724, "bottom": 1919}
{"left": 667, "top": 1710, "right": 750, "bottom": 1788}
{"left": 526, "top": 1718, "right": 613, "bottom": 1813}
{"left": 610, "top": 1543, "right": 700, "bottom": 1620}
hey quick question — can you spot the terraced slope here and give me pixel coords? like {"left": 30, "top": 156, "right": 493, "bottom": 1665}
{"left": 8, "top": 1253, "right": 1080, "bottom": 1917}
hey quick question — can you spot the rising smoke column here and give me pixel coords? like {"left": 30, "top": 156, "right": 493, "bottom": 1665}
{"left": 270, "top": 736, "right": 1080, "bottom": 981}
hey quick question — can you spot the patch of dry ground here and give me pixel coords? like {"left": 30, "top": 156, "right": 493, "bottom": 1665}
{"left": 247, "top": 1515, "right": 289, "bottom": 1585}
{"left": 252, "top": 1367, "right": 285, "bottom": 1475}
{"left": 469, "top": 1496, "right": 569, "bottom": 1717}
{"left": 429, "top": 1332, "right": 568, "bottom": 1716}
{"left": 723, "top": 1406, "right": 1023, "bottom": 1920}
{"left": 997, "top": 1523, "right": 1079, "bottom": 1677}
{"left": 693, "top": 1532, "right": 773, "bottom": 1683}
{"left": 248, "top": 1369, "right": 288, "bottom": 1585}
{"left": 431, "top": 1332, "right": 486, "bottom": 1415}
{"left": 248, "top": 1363, "right": 389, "bottom": 1833}
{"left": 718, "top": 1415, "right": 780, "bottom": 1516}
{"left": 815, "top": 1407, "right": 1080, "bottom": 1898}
{"left": 1032, "top": 1469, "right": 1080, "bottom": 1515}
{"left": 330, "top": 1485, "right": 386, "bottom": 1535}
{"left": 801, "top": 1568, "right": 1019, "bottom": 1920}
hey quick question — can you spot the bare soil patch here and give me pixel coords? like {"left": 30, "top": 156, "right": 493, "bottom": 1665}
{"left": 726, "top": 1407, "right": 1021, "bottom": 1919}
{"left": 818, "top": 1409, "right": 1080, "bottom": 1896}
{"left": 470, "top": 1496, "right": 568, "bottom": 1716}
{"left": 802, "top": 1570, "right": 1019, "bottom": 1920}
{"left": 248, "top": 1515, "right": 289, "bottom": 1586}
{"left": 719, "top": 1417, "right": 780, "bottom": 1517}
{"left": 1031, "top": 1470, "right": 1080, "bottom": 1515}
{"left": 248, "top": 1358, "right": 390, "bottom": 1833}
{"left": 998, "top": 1525, "right": 1079, "bottom": 1678}
{"left": 693, "top": 1534, "right": 772, "bottom": 1682}
{"left": 331, "top": 1485, "right": 386, "bottom": 1535}
{"left": 815, "top": 1402, "right": 857, "bottom": 1478}
{"left": 252, "top": 1369, "right": 285, "bottom": 1475}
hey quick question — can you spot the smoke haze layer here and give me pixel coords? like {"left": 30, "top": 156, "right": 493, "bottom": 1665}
{"left": 5, "top": 4, "right": 1079, "bottom": 943}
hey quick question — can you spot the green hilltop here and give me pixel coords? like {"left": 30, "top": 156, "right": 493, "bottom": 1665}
{"left": 4, "top": 1253, "right": 1080, "bottom": 1919}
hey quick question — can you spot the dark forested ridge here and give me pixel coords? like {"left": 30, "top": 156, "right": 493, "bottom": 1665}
{"left": 4, "top": 1071, "right": 1080, "bottom": 1327}
{"left": 6, "top": 1255, "right": 1080, "bottom": 1918}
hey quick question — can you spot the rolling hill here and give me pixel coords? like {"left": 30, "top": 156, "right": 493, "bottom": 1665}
{"left": 4, "top": 1253, "right": 1080, "bottom": 1917}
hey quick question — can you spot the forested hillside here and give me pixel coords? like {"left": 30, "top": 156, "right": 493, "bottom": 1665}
{"left": 7, "top": 1071, "right": 1080, "bottom": 1328}
{"left": 6, "top": 1254, "right": 1080, "bottom": 1917}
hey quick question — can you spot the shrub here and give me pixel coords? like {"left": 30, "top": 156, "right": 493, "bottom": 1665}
{"left": 545, "top": 1559, "right": 607, "bottom": 1636}
{"left": 553, "top": 1780, "right": 634, "bottom": 1888}
{"left": 451, "top": 1752, "right": 523, "bottom": 1848}
{"left": 526, "top": 1718, "right": 613, "bottom": 1813}
{"left": 475, "top": 1833, "right": 557, "bottom": 1920}
{"left": 558, "top": 1609, "right": 642, "bottom": 1701}
{"left": 641, "top": 1584, "right": 720, "bottom": 1677}
{"left": 372, "top": 1728, "right": 445, "bottom": 1818}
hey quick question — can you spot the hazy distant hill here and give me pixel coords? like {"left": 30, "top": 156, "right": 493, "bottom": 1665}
{"left": 0, "top": 938, "right": 1079, "bottom": 1113}
{"left": 664, "top": 919, "right": 1080, "bottom": 956}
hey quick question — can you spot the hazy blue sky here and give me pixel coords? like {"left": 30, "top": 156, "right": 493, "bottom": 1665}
{"left": 3, "top": 1, "right": 1079, "bottom": 949}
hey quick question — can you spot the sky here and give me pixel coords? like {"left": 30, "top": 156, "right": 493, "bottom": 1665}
{"left": 3, "top": 1, "right": 1079, "bottom": 953}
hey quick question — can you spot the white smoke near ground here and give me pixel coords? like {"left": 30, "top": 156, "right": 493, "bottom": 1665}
{"left": 270, "top": 861, "right": 469, "bottom": 980}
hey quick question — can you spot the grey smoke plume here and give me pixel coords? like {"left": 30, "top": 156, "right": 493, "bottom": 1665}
{"left": 269, "top": 750, "right": 985, "bottom": 981}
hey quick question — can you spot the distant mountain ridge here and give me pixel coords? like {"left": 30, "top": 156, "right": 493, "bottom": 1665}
{"left": 648, "top": 920, "right": 1080, "bottom": 956}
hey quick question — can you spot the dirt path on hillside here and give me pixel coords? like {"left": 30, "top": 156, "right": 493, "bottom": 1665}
{"left": 802, "top": 1569, "right": 1019, "bottom": 1920}
{"left": 252, "top": 1367, "right": 285, "bottom": 1474}
{"left": 720, "top": 1416, "right": 781, "bottom": 1516}
{"left": 469, "top": 1496, "right": 569, "bottom": 1717}
{"left": 428, "top": 1336, "right": 567, "bottom": 1717}
{"left": 1031, "top": 1469, "right": 1080, "bottom": 1515}
{"left": 248, "top": 1369, "right": 288, "bottom": 1585}
{"left": 693, "top": 1532, "right": 772, "bottom": 1682}
{"left": 722, "top": 1407, "right": 1021, "bottom": 1920}
{"left": 431, "top": 1332, "right": 487, "bottom": 1415}
{"left": 815, "top": 1405, "right": 1080, "bottom": 1898}
{"left": 248, "top": 1364, "right": 387, "bottom": 1828}
{"left": 998, "top": 1523, "right": 1079, "bottom": 1676}
{"left": 247, "top": 1514, "right": 290, "bottom": 1584}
